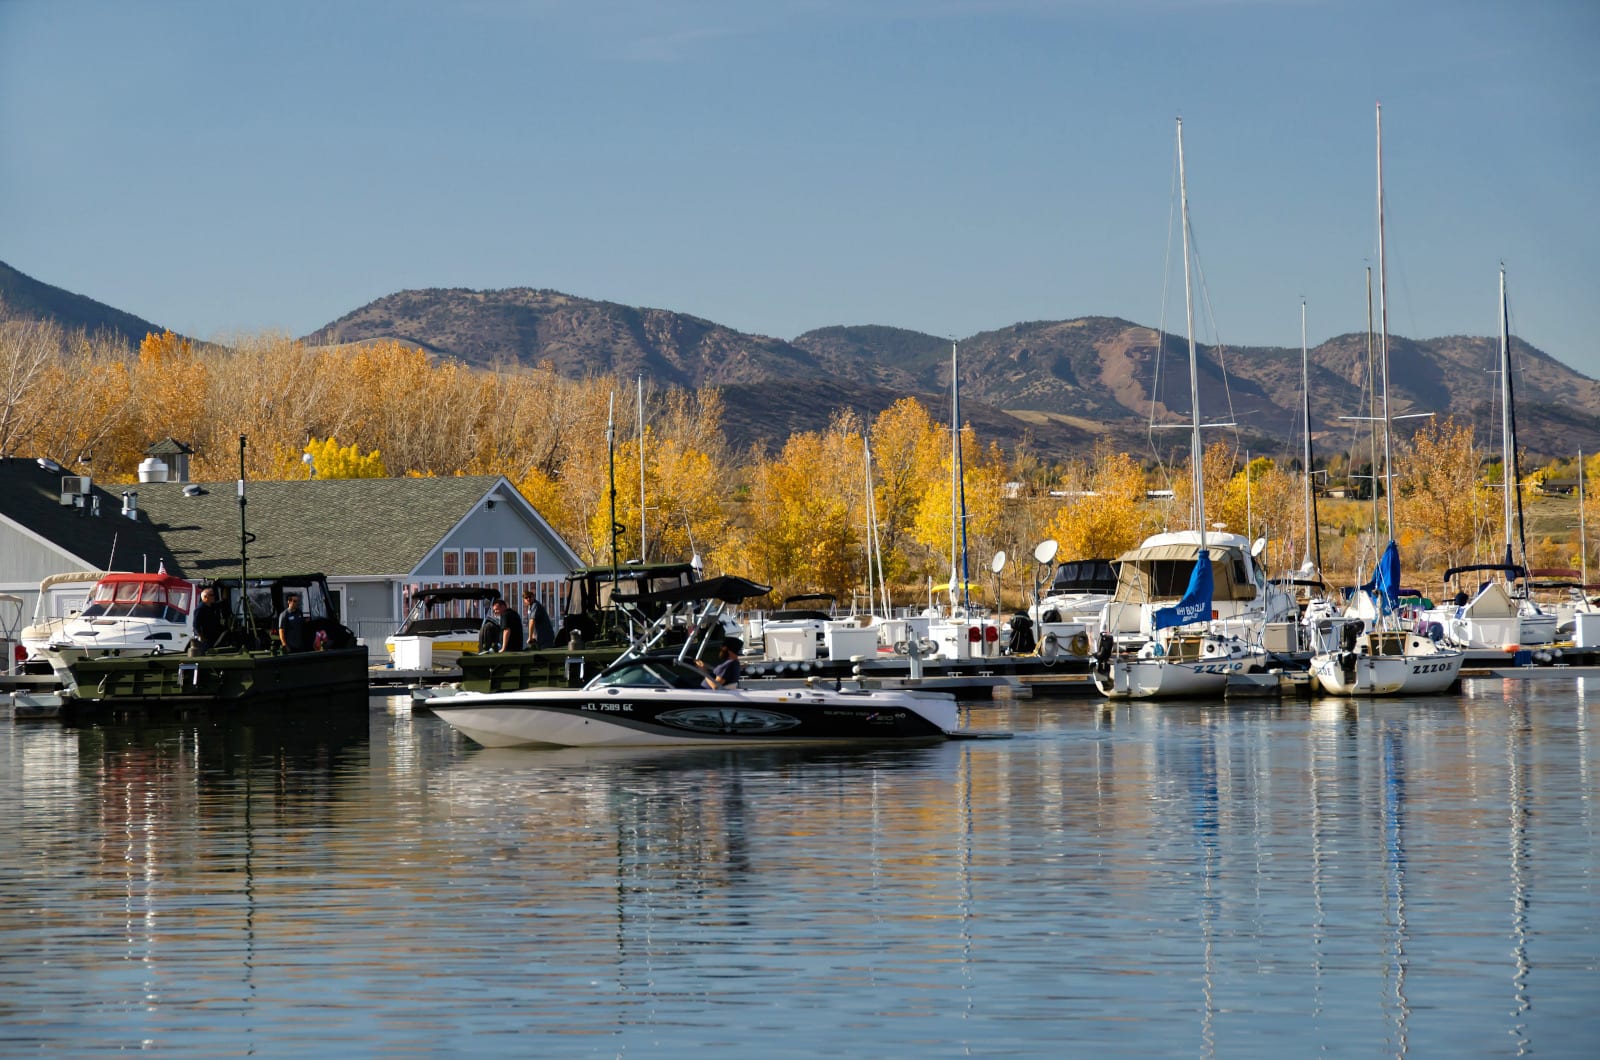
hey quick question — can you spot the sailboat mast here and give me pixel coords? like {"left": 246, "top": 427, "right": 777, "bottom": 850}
{"left": 1499, "top": 265, "right": 1531, "bottom": 577}
{"left": 638, "top": 374, "right": 646, "bottom": 563}
{"left": 1375, "top": 102, "right": 1396, "bottom": 541}
{"left": 1301, "top": 299, "right": 1313, "bottom": 566}
{"left": 1581, "top": 448, "right": 1589, "bottom": 593}
{"left": 1177, "top": 118, "right": 1206, "bottom": 548}
{"left": 1366, "top": 266, "right": 1380, "bottom": 545}
{"left": 864, "top": 437, "right": 877, "bottom": 617}
{"left": 952, "top": 340, "right": 972, "bottom": 611}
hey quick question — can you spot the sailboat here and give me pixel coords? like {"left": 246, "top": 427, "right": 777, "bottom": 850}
{"left": 922, "top": 340, "right": 1001, "bottom": 660}
{"left": 1418, "top": 266, "right": 1557, "bottom": 652}
{"left": 1308, "top": 103, "right": 1464, "bottom": 696}
{"left": 1093, "top": 119, "right": 1295, "bottom": 700}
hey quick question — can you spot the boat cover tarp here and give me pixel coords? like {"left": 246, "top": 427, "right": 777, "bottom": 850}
{"left": 1110, "top": 543, "right": 1257, "bottom": 603}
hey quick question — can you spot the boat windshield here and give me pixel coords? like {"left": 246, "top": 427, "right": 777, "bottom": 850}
{"left": 81, "top": 579, "right": 192, "bottom": 621}
{"left": 590, "top": 658, "right": 708, "bottom": 690}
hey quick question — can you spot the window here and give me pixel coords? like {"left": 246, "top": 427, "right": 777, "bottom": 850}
{"left": 503, "top": 550, "right": 518, "bottom": 576}
{"left": 483, "top": 550, "right": 499, "bottom": 577}
{"left": 521, "top": 549, "right": 537, "bottom": 575}
{"left": 463, "top": 551, "right": 480, "bottom": 577}
{"left": 443, "top": 550, "right": 460, "bottom": 577}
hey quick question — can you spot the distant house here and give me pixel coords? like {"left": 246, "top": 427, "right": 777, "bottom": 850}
{"left": 0, "top": 453, "right": 583, "bottom": 654}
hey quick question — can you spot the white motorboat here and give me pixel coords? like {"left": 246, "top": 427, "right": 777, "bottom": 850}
{"left": 1026, "top": 553, "right": 1116, "bottom": 658}
{"left": 431, "top": 573, "right": 1008, "bottom": 748}
{"left": 42, "top": 570, "right": 201, "bottom": 672}
{"left": 429, "top": 655, "right": 974, "bottom": 748}
{"left": 17, "top": 570, "right": 103, "bottom": 666}
{"left": 385, "top": 585, "right": 503, "bottom": 669}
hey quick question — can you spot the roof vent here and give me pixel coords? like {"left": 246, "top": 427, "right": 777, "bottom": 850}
{"left": 37, "top": 457, "right": 62, "bottom": 473}
{"left": 138, "top": 457, "right": 170, "bottom": 483}
{"left": 121, "top": 490, "right": 139, "bottom": 520}
{"left": 182, "top": 484, "right": 206, "bottom": 497}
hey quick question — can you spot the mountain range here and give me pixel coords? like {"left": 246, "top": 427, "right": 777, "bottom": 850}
{"left": 7, "top": 261, "right": 1599, "bottom": 463}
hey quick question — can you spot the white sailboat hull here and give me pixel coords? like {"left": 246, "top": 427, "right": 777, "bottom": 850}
{"left": 1309, "top": 646, "right": 1463, "bottom": 696}
{"left": 1092, "top": 655, "right": 1238, "bottom": 700}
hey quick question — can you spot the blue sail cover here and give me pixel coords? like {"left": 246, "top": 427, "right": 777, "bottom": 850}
{"left": 1361, "top": 539, "right": 1401, "bottom": 611}
{"left": 1154, "top": 549, "right": 1214, "bottom": 631}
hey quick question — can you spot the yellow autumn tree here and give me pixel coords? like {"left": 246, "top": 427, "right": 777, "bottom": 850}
{"left": 1041, "top": 444, "right": 1155, "bottom": 562}
{"left": 1215, "top": 456, "right": 1304, "bottom": 575}
{"left": 1394, "top": 416, "right": 1493, "bottom": 577}
{"left": 1168, "top": 440, "right": 1238, "bottom": 535}
{"left": 911, "top": 426, "right": 1009, "bottom": 601}
{"left": 863, "top": 398, "right": 944, "bottom": 583}
{"left": 303, "top": 436, "right": 387, "bottom": 479}
{"left": 735, "top": 415, "right": 864, "bottom": 601}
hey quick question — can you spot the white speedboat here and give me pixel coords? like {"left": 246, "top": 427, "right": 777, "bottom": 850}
{"left": 1026, "top": 556, "right": 1116, "bottom": 658}
{"left": 428, "top": 655, "right": 970, "bottom": 748}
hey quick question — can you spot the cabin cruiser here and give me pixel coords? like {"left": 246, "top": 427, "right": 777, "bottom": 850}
{"left": 1092, "top": 530, "right": 1297, "bottom": 700}
{"left": 385, "top": 586, "right": 503, "bottom": 670}
{"left": 1026, "top": 557, "right": 1116, "bottom": 658}
{"left": 40, "top": 570, "right": 200, "bottom": 672}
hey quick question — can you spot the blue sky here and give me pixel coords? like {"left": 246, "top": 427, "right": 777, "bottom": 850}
{"left": 3, "top": 0, "right": 1596, "bottom": 375}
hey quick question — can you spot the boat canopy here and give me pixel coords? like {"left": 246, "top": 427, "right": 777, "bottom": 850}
{"left": 1443, "top": 562, "right": 1529, "bottom": 582}
{"left": 1110, "top": 542, "right": 1258, "bottom": 604}
{"left": 622, "top": 575, "right": 773, "bottom": 607}
{"left": 1049, "top": 559, "right": 1118, "bottom": 595}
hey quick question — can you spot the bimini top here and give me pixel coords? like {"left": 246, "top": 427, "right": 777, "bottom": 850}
{"left": 620, "top": 574, "right": 774, "bottom": 607}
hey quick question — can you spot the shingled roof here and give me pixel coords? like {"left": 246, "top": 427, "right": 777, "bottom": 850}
{"left": 132, "top": 475, "right": 573, "bottom": 578}
{"left": 0, "top": 456, "right": 179, "bottom": 571}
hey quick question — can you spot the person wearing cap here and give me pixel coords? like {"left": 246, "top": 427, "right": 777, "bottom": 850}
{"left": 698, "top": 636, "right": 742, "bottom": 689}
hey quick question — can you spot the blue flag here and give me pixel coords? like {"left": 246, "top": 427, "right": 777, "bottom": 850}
{"left": 1154, "top": 549, "right": 1213, "bottom": 631}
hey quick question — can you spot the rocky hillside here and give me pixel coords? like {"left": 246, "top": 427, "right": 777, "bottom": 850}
{"left": 0, "top": 260, "right": 168, "bottom": 346}
{"left": 306, "top": 287, "right": 1600, "bottom": 461}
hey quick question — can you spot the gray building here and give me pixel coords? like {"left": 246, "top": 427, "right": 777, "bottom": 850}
{"left": 0, "top": 454, "right": 581, "bottom": 656}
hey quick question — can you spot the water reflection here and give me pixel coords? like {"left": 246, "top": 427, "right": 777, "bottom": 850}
{"left": 1, "top": 687, "right": 1596, "bottom": 1055}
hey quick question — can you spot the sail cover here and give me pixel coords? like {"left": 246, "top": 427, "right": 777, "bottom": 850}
{"left": 1362, "top": 539, "right": 1401, "bottom": 611}
{"left": 1153, "top": 549, "right": 1213, "bottom": 631}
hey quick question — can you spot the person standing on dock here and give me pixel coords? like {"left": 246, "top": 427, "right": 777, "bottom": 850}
{"left": 277, "top": 593, "right": 308, "bottom": 652}
{"left": 523, "top": 589, "right": 555, "bottom": 648}
{"left": 192, "top": 586, "right": 225, "bottom": 654}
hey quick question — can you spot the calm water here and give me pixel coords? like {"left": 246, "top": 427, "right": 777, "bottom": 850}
{"left": 1, "top": 682, "right": 1595, "bottom": 1057}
